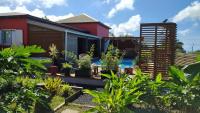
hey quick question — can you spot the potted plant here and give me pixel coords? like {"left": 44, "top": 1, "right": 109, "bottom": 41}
{"left": 75, "top": 54, "right": 92, "bottom": 77}
{"left": 48, "top": 44, "right": 59, "bottom": 75}
{"left": 62, "top": 63, "right": 72, "bottom": 76}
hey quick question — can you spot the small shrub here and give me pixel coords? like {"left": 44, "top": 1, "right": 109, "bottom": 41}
{"left": 44, "top": 77, "right": 72, "bottom": 96}
{"left": 84, "top": 72, "right": 142, "bottom": 113}
{"left": 0, "top": 45, "right": 47, "bottom": 77}
{"left": 63, "top": 51, "right": 78, "bottom": 67}
{"left": 62, "top": 63, "right": 72, "bottom": 69}
{"left": 60, "top": 84, "right": 72, "bottom": 97}
{"left": 78, "top": 55, "right": 91, "bottom": 70}
{"left": 49, "top": 44, "right": 59, "bottom": 64}
{"left": 44, "top": 77, "right": 63, "bottom": 95}
{"left": 101, "top": 45, "right": 123, "bottom": 71}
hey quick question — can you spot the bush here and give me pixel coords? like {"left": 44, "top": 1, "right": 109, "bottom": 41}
{"left": 62, "top": 62, "right": 72, "bottom": 69}
{"left": 101, "top": 45, "right": 123, "bottom": 71}
{"left": 44, "top": 77, "right": 72, "bottom": 96}
{"left": 0, "top": 45, "right": 48, "bottom": 77}
{"left": 63, "top": 51, "right": 78, "bottom": 67}
{"left": 60, "top": 84, "right": 72, "bottom": 97}
{"left": 49, "top": 44, "right": 59, "bottom": 64}
{"left": 0, "top": 46, "right": 50, "bottom": 113}
{"left": 78, "top": 55, "right": 91, "bottom": 70}
{"left": 84, "top": 72, "right": 143, "bottom": 113}
{"left": 44, "top": 77, "right": 63, "bottom": 96}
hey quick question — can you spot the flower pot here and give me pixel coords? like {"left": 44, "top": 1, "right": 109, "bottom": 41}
{"left": 62, "top": 68, "right": 71, "bottom": 76}
{"left": 49, "top": 65, "right": 58, "bottom": 76}
{"left": 75, "top": 69, "right": 91, "bottom": 78}
{"left": 124, "top": 68, "right": 133, "bottom": 75}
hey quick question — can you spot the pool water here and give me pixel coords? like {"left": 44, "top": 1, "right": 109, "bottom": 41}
{"left": 92, "top": 58, "right": 135, "bottom": 69}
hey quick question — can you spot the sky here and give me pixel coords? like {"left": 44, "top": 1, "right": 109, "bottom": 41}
{"left": 0, "top": 0, "right": 200, "bottom": 51}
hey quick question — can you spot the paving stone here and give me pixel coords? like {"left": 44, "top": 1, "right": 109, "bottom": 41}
{"left": 61, "top": 109, "right": 79, "bottom": 113}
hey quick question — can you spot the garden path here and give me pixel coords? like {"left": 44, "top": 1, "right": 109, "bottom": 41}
{"left": 61, "top": 109, "right": 79, "bottom": 113}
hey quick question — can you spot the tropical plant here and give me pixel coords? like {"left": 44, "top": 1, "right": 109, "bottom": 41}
{"left": 0, "top": 46, "right": 50, "bottom": 113}
{"left": 78, "top": 54, "right": 91, "bottom": 70}
{"left": 49, "top": 44, "right": 59, "bottom": 64}
{"left": 87, "top": 44, "right": 95, "bottom": 58}
{"left": 60, "top": 84, "right": 72, "bottom": 97}
{"left": 166, "top": 66, "right": 200, "bottom": 113}
{"left": 183, "top": 62, "right": 200, "bottom": 76}
{"left": 62, "top": 62, "right": 72, "bottom": 69}
{"left": 44, "top": 77, "right": 63, "bottom": 95}
{"left": 0, "top": 77, "right": 49, "bottom": 113}
{"left": 63, "top": 51, "right": 78, "bottom": 67}
{"left": 0, "top": 45, "right": 48, "bottom": 77}
{"left": 101, "top": 45, "right": 123, "bottom": 71}
{"left": 134, "top": 69, "right": 169, "bottom": 112}
{"left": 84, "top": 72, "right": 143, "bottom": 113}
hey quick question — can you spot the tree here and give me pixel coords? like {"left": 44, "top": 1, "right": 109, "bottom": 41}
{"left": 175, "top": 39, "right": 186, "bottom": 53}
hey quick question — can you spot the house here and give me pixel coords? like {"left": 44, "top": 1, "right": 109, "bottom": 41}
{"left": 57, "top": 13, "right": 110, "bottom": 37}
{"left": 0, "top": 12, "right": 110, "bottom": 57}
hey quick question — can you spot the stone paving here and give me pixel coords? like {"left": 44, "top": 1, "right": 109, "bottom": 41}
{"left": 61, "top": 109, "right": 79, "bottom": 113}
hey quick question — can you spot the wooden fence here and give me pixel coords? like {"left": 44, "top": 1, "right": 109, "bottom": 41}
{"left": 139, "top": 23, "right": 177, "bottom": 78}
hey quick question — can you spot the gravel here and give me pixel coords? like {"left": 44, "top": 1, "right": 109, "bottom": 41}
{"left": 72, "top": 88, "right": 103, "bottom": 106}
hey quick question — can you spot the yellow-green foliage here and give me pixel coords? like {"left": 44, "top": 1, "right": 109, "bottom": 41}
{"left": 44, "top": 77, "right": 62, "bottom": 95}
{"left": 60, "top": 84, "right": 72, "bottom": 95}
{"left": 16, "top": 77, "right": 43, "bottom": 89}
{"left": 44, "top": 77, "right": 71, "bottom": 96}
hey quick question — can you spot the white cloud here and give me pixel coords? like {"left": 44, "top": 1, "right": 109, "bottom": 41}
{"left": 0, "top": 0, "right": 67, "bottom": 8}
{"left": 0, "top": 6, "right": 73, "bottom": 21}
{"left": 102, "top": 0, "right": 118, "bottom": 4}
{"left": 178, "top": 29, "right": 190, "bottom": 36}
{"left": 103, "top": 0, "right": 111, "bottom": 4}
{"left": 110, "top": 14, "right": 141, "bottom": 36}
{"left": 107, "top": 0, "right": 135, "bottom": 18}
{"left": 0, "top": 0, "right": 32, "bottom": 6}
{"left": 38, "top": 0, "right": 67, "bottom": 8}
{"left": 172, "top": 1, "right": 200, "bottom": 22}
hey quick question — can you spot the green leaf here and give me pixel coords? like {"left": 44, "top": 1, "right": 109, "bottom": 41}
{"left": 156, "top": 73, "right": 162, "bottom": 83}
{"left": 169, "top": 66, "right": 188, "bottom": 84}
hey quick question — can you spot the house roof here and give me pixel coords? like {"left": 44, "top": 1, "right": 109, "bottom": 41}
{"left": 0, "top": 12, "right": 89, "bottom": 33}
{"left": 0, "top": 12, "right": 27, "bottom": 16}
{"left": 57, "top": 13, "right": 110, "bottom": 29}
{"left": 57, "top": 13, "right": 97, "bottom": 23}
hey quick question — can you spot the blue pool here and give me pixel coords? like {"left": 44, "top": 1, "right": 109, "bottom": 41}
{"left": 92, "top": 58, "right": 135, "bottom": 69}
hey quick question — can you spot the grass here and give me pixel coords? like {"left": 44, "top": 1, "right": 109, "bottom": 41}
{"left": 49, "top": 95, "right": 65, "bottom": 109}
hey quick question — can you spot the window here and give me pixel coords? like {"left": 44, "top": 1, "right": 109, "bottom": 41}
{"left": 0, "top": 30, "right": 12, "bottom": 45}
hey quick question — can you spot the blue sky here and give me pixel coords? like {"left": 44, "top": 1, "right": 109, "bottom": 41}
{"left": 0, "top": 0, "right": 200, "bottom": 51}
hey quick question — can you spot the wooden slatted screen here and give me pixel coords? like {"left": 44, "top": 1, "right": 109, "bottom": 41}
{"left": 139, "top": 23, "right": 177, "bottom": 78}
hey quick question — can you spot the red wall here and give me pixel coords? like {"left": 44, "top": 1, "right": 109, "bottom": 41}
{"left": 97, "top": 24, "right": 109, "bottom": 37}
{"left": 0, "top": 17, "right": 28, "bottom": 45}
{"left": 64, "top": 23, "right": 109, "bottom": 37}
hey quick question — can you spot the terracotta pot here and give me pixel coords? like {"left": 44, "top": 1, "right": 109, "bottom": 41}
{"left": 49, "top": 65, "right": 58, "bottom": 75}
{"left": 124, "top": 68, "right": 133, "bottom": 75}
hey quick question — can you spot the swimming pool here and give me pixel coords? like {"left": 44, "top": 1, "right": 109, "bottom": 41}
{"left": 92, "top": 58, "right": 135, "bottom": 69}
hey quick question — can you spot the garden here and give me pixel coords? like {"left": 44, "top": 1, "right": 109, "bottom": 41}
{"left": 0, "top": 44, "right": 199, "bottom": 113}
